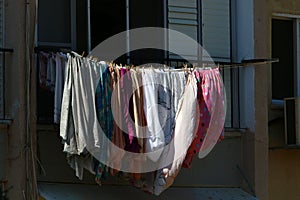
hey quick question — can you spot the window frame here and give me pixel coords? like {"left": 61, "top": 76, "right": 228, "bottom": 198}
{"left": 230, "top": 0, "right": 254, "bottom": 130}
{"left": 37, "top": 0, "right": 77, "bottom": 50}
{"left": 271, "top": 14, "right": 300, "bottom": 108}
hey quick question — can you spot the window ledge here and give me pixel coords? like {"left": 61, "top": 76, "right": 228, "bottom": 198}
{"left": 224, "top": 132, "right": 242, "bottom": 138}
{"left": 0, "top": 119, "right": 12, "bottom": 130}
{"left": 271, "top": 99, "right": 284, "bottom": 110}
{"left": 37, "top": 124, "right": 59, "bottom": 132}
{"left": 269, "top": 145, "right": 300, "bottom": 150}
{"left": 224, "top": 128, "right": 247, "bottom": 138}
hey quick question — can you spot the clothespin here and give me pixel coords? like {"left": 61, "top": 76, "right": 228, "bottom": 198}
{"left": 204, "top": 63, "right": 211, "bottom": 70}
{"left": 161, "top": 64, "right": 165, "bottom": 72}
{"left": 135, "top": 65, "right": 140, "bottom": 73}
{"left": 191, "top": 64, "right": 195, "bottom": 72}
{"left": 151, "top": 65, "right": 155, "bottom": 72}
{"left": 88, "top": 55, "right": 93, "bottom": 60}
{"left": 165, "top": 64, "right": 170, "bottom": 73}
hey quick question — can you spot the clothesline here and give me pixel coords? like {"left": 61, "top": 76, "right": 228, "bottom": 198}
{"left": 34, "top": 47, "right": 278, "bottom": 196}
{"left": 34, "top": 46, "right": 278, "bottom": 70}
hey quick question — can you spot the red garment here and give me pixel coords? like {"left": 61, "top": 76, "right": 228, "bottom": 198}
{"left": 182, "top": 70, "right": 210, "bottom": 168}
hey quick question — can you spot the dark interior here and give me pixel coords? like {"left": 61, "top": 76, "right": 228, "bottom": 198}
{"left": 272, "top": 19, "right": 295, "bottom": 100}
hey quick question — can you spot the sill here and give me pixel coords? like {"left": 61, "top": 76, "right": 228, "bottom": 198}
{"left": 0, "top": 119, "right": 12, "bottom": 129}
{"left": 270, "top": 99, "right": 284, "bottom": 110}
{"left": 225, "top": 127, "right": 247, "bottom": 133}
{"left": 37, "top": 123, "right": 59, "bottom": 132}
{"left": 224, "top": 128, "right": 247, "bottom": 138}
{"left": 269, "top": 145, "right": 300, "bottom": 150}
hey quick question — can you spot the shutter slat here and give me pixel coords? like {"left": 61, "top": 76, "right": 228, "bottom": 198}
{"left": 168, "top": 0, "right": 196, "bottom": 8}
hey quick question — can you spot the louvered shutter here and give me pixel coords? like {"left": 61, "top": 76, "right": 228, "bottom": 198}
{"left": 168, "top": 0, "right": 198, "bottom": 61}
{"left": 202, "top": 0, "right": 231, "bottom": 62}
{"left": 202, "top": 0, "right": 232, "bottom": 127}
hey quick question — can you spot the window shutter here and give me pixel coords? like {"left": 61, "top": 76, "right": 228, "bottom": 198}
{"left": 202, "top": 0, "right": 231, "bottom": 62}
{"left": 0, "top": 0, "right": 4, "bottom": 118}
{"left": 168, "top": 0, "right": 198, "bottom": 61}
{"left": 202, "top": 0, "right": 232, "bottom": 127}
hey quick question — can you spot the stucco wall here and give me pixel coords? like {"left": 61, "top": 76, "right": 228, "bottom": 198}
{"left": 269, "top": 149, "right": 300, "bottom": 200}
{"left": 0, "top": 128, "right": 8, "bottom": 181}
{"left": 268, "top": 0, "right": 300, "bottom": 200}
{"left": 4, "top": 0, "right": 27, "bottom": 198}
{"left": 2, "top": 0, "right": 37, "bottom": 199}
{"left": 254, "top": 0, "right": 270, "bottom": 199}
{"left": 272, "top": 0, "right": 300, "bottom": 15}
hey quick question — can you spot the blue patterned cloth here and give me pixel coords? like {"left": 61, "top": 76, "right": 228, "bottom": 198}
{"left": 94, "top": 65, "right": 113, "bottom": 183}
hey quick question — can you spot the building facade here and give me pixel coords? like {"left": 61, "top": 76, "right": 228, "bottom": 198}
{"left": 0, "top": 0, "right": 298, "bottom": 199}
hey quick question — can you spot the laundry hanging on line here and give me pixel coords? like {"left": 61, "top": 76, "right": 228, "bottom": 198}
{"left": 37, "top": 51, "right": 226, "bottom": 195}
{"left": 38, "top": 51, "right": 68, "bottom": 124}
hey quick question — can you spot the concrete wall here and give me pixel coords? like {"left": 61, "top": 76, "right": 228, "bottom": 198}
{"left": 272, "top": 0, "right": 300, "bottom": 15}
{"left": 267, "top": 1, "right": 300, "bottom": 200}
{"left": 269, "top": 149, "right": 300, "bottom": 200}
{"left": 254, "top": 0, "right": 270, "bottom": 199}
{"left": 1, "top": 0, "right": 37, "bottom": 199}
{"left": 36, "top": 128, "right": 243, "bottom": 188}
{"left": 0, "top": 127, "right": 8, "bottom": 181}
{"left": 268, "top": 112, "right": 300, "bottom": 200}
{"left": 4, "top": 0, "right": 27, "bottom": 198}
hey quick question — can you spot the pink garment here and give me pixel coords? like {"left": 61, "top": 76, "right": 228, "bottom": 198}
{"left": 198, "top": 68, "right": 226, "bottom": 158}
{"left": 183, "top": 68, "right": 225, "bottom": 167}
{"left": 120, "top": 68, "right": 135, "bottom": 144}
